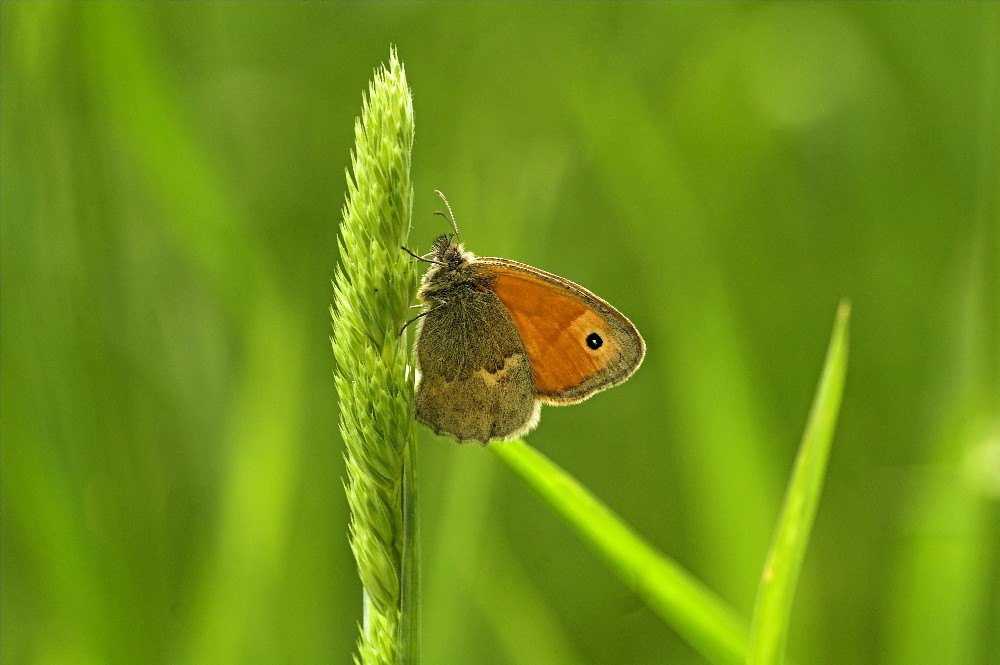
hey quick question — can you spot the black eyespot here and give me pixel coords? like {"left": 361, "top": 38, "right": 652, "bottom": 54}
{"left": 586, "top": 332, "right": 603, "bottom": 350}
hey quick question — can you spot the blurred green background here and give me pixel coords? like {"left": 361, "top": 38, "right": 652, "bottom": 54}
{"left": 3, "top": 3, "right": 998, "bottom": 664}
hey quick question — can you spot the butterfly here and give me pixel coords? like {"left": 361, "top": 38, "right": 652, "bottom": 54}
{"left": 408, "top": 192, "right": 645, "bottom": 444}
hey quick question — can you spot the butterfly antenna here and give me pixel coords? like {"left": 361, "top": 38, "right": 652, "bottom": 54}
{"left": 433, "top": 189, "right": 460, "bottom": 238}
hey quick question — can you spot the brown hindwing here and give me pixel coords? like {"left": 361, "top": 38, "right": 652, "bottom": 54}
{"left": 414, "top": 285, "right": 539, "bottom": 443}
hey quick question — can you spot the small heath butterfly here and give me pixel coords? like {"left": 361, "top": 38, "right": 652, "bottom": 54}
{"left": 409, "top": 192, "right": 645, "bottom": 444}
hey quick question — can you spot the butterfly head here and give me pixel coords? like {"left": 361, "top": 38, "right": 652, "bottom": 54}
{"left": 430, "top": 234, "right": 465, "bottom": 266}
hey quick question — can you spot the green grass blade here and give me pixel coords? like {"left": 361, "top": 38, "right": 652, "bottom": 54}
{"left": 747, "top": 300, "right": 852, "bottom": 665}
{"left": 400, "top": 426, "right": 421, "bottom": 664}
{"left": 492, "top": 441, "right": 750, "bottom": 665}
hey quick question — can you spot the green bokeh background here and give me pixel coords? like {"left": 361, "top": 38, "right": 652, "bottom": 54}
{"left": 3, "top": 3, "right": 998, "bottom": 664}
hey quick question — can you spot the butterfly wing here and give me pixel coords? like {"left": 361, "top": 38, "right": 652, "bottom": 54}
{"left": 481, "top": 258, "right": 645, "bottom": 404}
{"left": 414, "top": 285, "right": 540, "bottom": 443}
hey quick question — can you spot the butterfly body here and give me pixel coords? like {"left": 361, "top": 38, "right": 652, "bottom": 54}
{"left": 414, "top": 233, "right": 645, "bottom": 444}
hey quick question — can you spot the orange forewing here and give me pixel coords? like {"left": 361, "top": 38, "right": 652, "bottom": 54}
{"left": 485, "top": 261, "right": 620, "bottom": 397}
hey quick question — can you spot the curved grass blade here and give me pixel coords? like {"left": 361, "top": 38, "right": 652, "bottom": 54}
{"left": 747, "top": 300, "right": 852, "bottom": 665}
{"left": 492, "top": 441, "right": 750, "bottom": 665}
